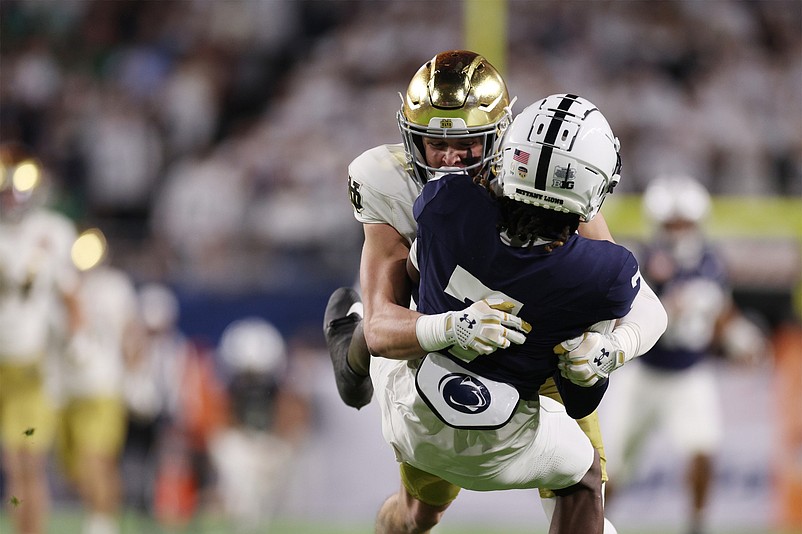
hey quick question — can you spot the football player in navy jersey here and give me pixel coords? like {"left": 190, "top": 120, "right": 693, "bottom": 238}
{"left": 604, "top": 175, "right": 767, "bottom": 534}
{"left": 368, "top": 94, "right": 666, "bottom": 533}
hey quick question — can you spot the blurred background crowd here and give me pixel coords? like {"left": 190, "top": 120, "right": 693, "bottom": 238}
{"left": 1, "top": 0, "right": 800, "bottom": 533}
{"left": 1, "top": 0, "right": 799, "bottom": 291}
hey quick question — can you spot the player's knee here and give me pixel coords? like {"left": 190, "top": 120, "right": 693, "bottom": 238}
{"left": 554, "top": 449, "right": 602, "bottom": 498}
{"left": 377, "top": 491, "right": 447, "bottom": 534}
{"left": 408, "top": 506, "right": 444, "bottom": 532}
{"left": 406, "top": 496, "right": 449, "bottom": 532}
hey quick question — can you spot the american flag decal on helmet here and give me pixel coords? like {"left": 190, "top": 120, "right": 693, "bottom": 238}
{"left": 513, "top": 149, "right": 530, "bottom": 164}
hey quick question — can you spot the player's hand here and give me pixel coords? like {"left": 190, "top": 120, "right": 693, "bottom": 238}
{"left": 445, "top": 298, "right": 531, "bottom": 361}
{"left": 554, "top": 331, "right": 625, "bottom": 387}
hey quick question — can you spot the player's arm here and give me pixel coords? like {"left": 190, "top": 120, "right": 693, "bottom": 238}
{"left": 554, "top": 372, "right": 609, "bottom": 419}
{"left": 714, "top": 293, "right": 767, "bottom": 365}
{"left": 406, "top": 237, "right": 530, "bottom": 362}
{"left": 578, "top": 212, "right": 615, "bottom": 243}
{"left": 556, "top": 276, "right": 667, "bottom": 386}
{"left": 360, "top": 223, "right": 530, "bottom": 361}
{"left": 359, "top": 222, "right": 424, "bottom": 360}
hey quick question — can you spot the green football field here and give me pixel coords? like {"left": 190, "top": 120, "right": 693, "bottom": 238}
{"left": 0, "top": 507, "right": 795, "bottom": 534}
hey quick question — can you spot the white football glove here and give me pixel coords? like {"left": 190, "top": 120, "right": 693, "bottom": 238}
{"left": 417, "top": 298, "right": 532, "bottom": 362}
{"left": 555, "top": 332, "right": 625, "bottom": 387}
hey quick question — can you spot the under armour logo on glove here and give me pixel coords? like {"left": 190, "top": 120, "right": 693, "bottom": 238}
{"left": 593, "top": 348, "right": 610, "bottom": 367}
{"left": 554, "top": 332, "right": 625, "bottom": 387}
{"left": 460, "top": 314, "right": 477, "bottom": 329}
{"left": 437, "top": 298, "right": 531, "bottom": 362}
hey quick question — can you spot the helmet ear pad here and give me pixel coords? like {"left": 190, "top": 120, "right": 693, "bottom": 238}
{"left": 607, "top": 152, "right": 622, "bottom": 193}
{"left": 410, "top": 134, "right": 429, "bottom": 184}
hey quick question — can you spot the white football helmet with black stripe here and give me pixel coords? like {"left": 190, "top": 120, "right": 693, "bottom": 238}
{"left": 494, "top": 94, "right": 621, "bottom": 221}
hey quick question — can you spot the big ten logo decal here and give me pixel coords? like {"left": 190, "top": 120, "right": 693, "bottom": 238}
{"left": 552, "top": 164, "right": 576, "bottom": 189}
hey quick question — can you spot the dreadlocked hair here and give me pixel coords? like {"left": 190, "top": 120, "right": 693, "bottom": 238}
{"left": 496, "top": 196, "right": 580, "bottom": 252}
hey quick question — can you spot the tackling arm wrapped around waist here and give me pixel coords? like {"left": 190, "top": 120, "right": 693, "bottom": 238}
{"left": 612, "top": 277, "right": 667, "bottom": 363}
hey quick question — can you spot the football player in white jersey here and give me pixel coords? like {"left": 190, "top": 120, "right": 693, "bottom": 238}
{"left": 57, "top": 228, "right": 140, "bottom": 534}
{"left": 328, "top": 50, "right": 528, "bottom": 409}
{"left": 324, "top": 51, "right": 664, "bottom": 533}
{"left": 0, "top": 143, "right": 80, "bottom": 534}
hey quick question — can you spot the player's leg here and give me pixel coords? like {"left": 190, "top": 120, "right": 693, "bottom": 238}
{"left": 540, "top": 495, "right": 618, "bottom": 534}
{"left": 687, "top": 452, "right": 713, "bottom": 534}
{"left": 0, "top": 361, "right": 57, "bottom": 534}
{"left": 605, "top": 365, "right": 661, "bottom": 500}
{"left": 376, "top": 462, "right": 460, "bottom": 534}
{"left": 666, "top": 364, "right": 722, "bottom": 534}
{"left": 323, "top": 287, "right": 373, "bottom": 408}
{"left": 551, "top": 449, "right": 604, "bottom": 534}
{"left": 72, "top": 397, "right": 127, "bottom": 534}
{"left": 538, "top": 377, "right": 617, "bottom": 533}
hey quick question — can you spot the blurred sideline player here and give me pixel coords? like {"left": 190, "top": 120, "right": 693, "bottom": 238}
{"left": 208, "top": 317, "right": 310, "bottom": 531}
{"left": 368, "top": 94, "right": 667, "bottom": 533}
{"left": 325, "top": 50, "right": 633, "bottom": 532}
{"left": 0, "top": 143, "right": 79, "bottom": 534}
{"left": 122, "top": 282, "right": 189, "bottom": 515}
{"left": 603, "top": 175, "right": 767, "bottom": 534}
{"left": 56, "top": 227, "right": 140, "bottom": 534}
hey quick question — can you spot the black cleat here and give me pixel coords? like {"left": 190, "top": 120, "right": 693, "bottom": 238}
{"left": 324, "top": 287, "right": 373, "bottom": 409}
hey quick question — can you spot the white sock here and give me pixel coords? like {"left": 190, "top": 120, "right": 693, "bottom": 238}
{"left": 540, "top": 496, "right": 556, "bottom": 522}
{"left": 347, "top": 302, "right": 363, "bottom": 318}
{"left": 84, "top": 513, "right": 119, "bottom": 534}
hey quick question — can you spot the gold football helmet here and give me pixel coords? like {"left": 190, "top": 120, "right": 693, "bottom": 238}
{"left": 397, "top": 50, "right": 513, "bottom": 186}
{"left": 0, "top": 143, "right": 45, "bottom": 223}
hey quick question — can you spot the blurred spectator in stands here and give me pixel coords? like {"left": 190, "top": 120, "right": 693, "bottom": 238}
{"left": 149, "top": 145, "right": 249, "bottom": 289}
{"left": 79, "top": 87, "right": 163, "bottom": 230}
{"left": 159, "top": 48, "right": 224, "bottom": 159}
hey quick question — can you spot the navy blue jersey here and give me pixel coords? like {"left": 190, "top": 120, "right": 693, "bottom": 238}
{"left": 414, "top": 174, "right": 640, "bottom": 401}
{"left": 638, "top": 239, "right": 728, "bottom": 370}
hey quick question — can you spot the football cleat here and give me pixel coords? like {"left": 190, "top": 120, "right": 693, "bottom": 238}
{"left": 323, "top": 287, "right": 373, "bottom": 409}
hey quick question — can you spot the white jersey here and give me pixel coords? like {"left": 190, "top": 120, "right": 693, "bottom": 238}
{"left": 371, "top": 356, "right": 594, "bottom": 492}
{"left": 61, "top": 265, "right": 138, "bottom": 398}
{"left": 0, "top": 209, "right": 78, "bottom": 363}
{"left": 348, "top": 143, "right": 421, "bottom": 246}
